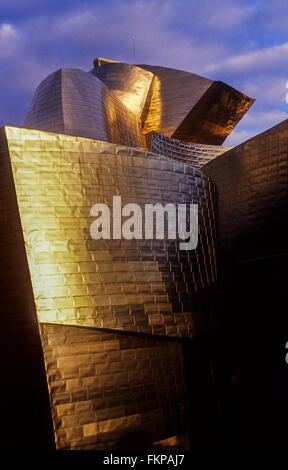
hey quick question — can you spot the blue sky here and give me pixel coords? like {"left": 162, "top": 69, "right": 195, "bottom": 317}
{"left": 1, "top": 0, "right": 288, "bottom": 145}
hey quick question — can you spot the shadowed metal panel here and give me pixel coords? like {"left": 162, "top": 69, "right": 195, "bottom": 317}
{"left": 172, "top": 81, "right": 255, "bottom": 145}
{"left": 138, "top": 64, "right": 254, "bottom": 144}
{"left": 0, "top": 127, "right": 55, "bottom": 449}
{"left": 138, "top": 64, "right": 213, "bottom": 138}
{"left": 24, "top": 69, "right": 64, "bottom": 134}
{"left": 40, "top": 323, "right": 188, "bottom": 450}
{"left": 202, "top": 118, "right": 288, "bottom": 263}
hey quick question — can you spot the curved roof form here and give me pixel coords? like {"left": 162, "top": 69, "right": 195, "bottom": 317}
{"left": 25, "top": 68, "right": 144, "bottom": 147}
{"left": 24, "top": 57, "right": 254, "bottom": 147}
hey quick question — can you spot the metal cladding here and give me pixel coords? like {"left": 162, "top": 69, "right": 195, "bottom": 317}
{"left": 146, "top": 131, "right": 231, "bottom": 169}
{"left": 0, "top": 127, "right": 55, "bottom": 449}
{"left": 0, "top": 125, "right": 218, "bottom": 449}
{"left": 2, "top": 126, "right": 217, "bottom": 338}
{"left": 25, "top": 58, "right": 254, "bottom": 147}
{"left": 202, "top": 119, "right": 288, "bottom": 263}
{"left": 25, "top": 68, "right": 144, "bottom": 147}
{"left": 40, "top": 323, "right": 188, "bottom": 450}
{"left": 1, "top": 56, "right": 266, "bottom": 450}
{"left": 90, "top": 59, "right": 154, "bottom": 122}
{"left": 137, "top": 64, "right": 254, "bottom": 144}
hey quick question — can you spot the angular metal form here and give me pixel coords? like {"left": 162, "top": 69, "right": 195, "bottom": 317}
{"left": 0, "top": 127, "right": 56, "bottom": 449}
{"left": 90, "top": 58, "right": 155, "bottom": 122}
{"left": 201, "top": 119, "right": 288, "bottom": 449}
{"left": 138, "top": 64, "right": 254, "bottom": 144}
{"left": 40, "top": 323, "right": 189, "bottom": 450}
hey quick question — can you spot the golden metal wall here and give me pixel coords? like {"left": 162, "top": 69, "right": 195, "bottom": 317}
{"left": 171, "top": 80, "right": 254, "bottom": 145}
{"left": 40, "top": 323, "right": 188, "bottom": 450}
{"left": 4, "top": 126, "right": 218, "bottom": 338}
{"left": 139, "top": 64, "right": 212, "bottom": 138}
{"left": 1, "top": 125, "right": 220, "bottom": 449}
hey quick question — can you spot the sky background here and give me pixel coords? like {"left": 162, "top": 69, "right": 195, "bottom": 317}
{"left": 1, "top": 0, "right": 288, "bottom": 145}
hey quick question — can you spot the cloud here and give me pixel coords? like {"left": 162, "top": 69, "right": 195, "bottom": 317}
{"left": 205, "top": 42, "right": 288, "bottom": 77}
{"left": 190, "top": 0, "right": 256, "bottom": 31}
{"left": 224, "top": 128, "right": 258, "bottom": 146}
{"left": 21, "top": 1, "right": 226, "bottom": 72}
{"left": 0, "top": 23, "right": 19, "bottom": 59}
{"left": 239, "top": 77, "right": 288, "bottom": 105}
{"left": 0, "top": 23, "right": 18, "bottom": 41}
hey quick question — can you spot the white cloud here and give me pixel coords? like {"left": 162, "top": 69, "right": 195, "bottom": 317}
{"left": 224, "top": 128, "right": 258, "bottom": 146}
{"left": 205, "top": 42, "right": 288, "bottom": 76}
{"left": 0, "top": 23, "right": 18, "bottom": 41}
{"left": 240, "top": 77, "right": 288, "bottom": 105}
{"left": 240, "top": 109, "right": 288, "bottom": 127}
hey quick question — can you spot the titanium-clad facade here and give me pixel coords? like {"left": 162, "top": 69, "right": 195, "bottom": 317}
{"left": 40, "top": 323, "right": 189, "bottom": 450}
{"left": 3, "top": 126, "right": 217, "bottom": 337}
{"left": 136, "top": 64, "right": 254, "bottom": 144}
{"left": 25, "top": 68, "right": 144, "bottom": 147}
{"left": 0, "top": 125, "right": 218, "bottom": 449}
{"left": 201, "top": 118, "right": 288, "bottom": 449}
{"left": 202, "top": 118, "right": 288, "bottom": 263}
{"left": 146, "top": 131, "right": 231, "bottom": 169}
{"left": 90, "top": 59, "right": 155, "bottom": 121}
{"left": 26, "top": 58, "right": 254, "bottom": 147}
{"left": 5, "top": 56, "right": 285, "bottom": 450}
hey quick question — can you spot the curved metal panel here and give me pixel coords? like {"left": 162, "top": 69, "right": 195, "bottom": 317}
{"left": 25, "top": 69, "right": 144, "bottom": 148}
{"left": 146, "top": 131, "right": 231, "bottom": 169}
{"left": 6, "top": 127, "right": 218, "bottom": 338}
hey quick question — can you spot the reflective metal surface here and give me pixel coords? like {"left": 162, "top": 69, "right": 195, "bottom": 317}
{"left": 25, "top": 59, "right": 254, "bottom": 147}
{"left": 1, "top": 56, "right": 267, "bottom": 451}
{"left": 0, "top": 127, "right": 56, "bottom": 449}
{"left": 91, "top": 60, "right": 154, "bottom": 121}
{"left": 202, "top": 118, "right": 288, "bottom": 263}
{"left": 5, "top": 126, "right": 218, "bottom": 338}
{"left": 40, "top": 323, "right": 188, "bottom": 450}
{"left": 146, "top": 131, "right": 231, "bottom": 169}
{"left": 138, "top": 64, "right": 254, "bottom": 144}
{"left": 25, "top": 68, "right": 144, "bottom": 148}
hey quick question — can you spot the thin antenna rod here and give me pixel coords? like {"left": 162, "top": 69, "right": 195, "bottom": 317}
{"left": 132, "top": 36, "right": 136, "bottom": 64}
